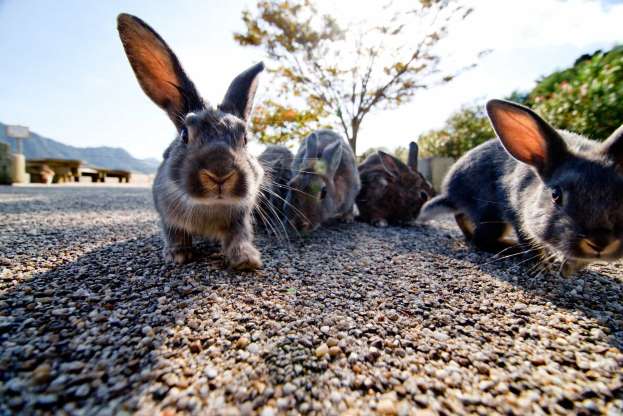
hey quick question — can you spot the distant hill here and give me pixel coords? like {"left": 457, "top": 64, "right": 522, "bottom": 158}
{"left": 0, "top": 122, "right": 160, "bottom": 174}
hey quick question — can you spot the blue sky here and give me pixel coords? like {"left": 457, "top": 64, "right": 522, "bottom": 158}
{"left": 1, "top": 0, "right": 622, "bottom": 160}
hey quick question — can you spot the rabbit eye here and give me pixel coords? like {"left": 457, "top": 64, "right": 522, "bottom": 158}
{"left": 420, "top": 191, "right": 429, "bottom": 202}
{"left": 551, "top": 186, "right": 563, "bottom": 205}
{"left": 320, "top": 186, "right": 327, "bottom": 200}
{"left": 180, "top": 127, "right": 189, "bottom": 144}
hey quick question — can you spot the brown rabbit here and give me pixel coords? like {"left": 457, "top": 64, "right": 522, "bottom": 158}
{"left": 357, "top": 142, "right": 433, "bottom": 227}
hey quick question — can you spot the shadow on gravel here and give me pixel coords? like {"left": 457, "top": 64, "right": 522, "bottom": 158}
{"left": 407, "top": 223, "right": 623, "bottom": 350}
{"left": 0, "top": 222, "right": 441, "bottom": 413}
{"left": 0, "top": 234, "right": 215, "bottom": 413}
{"left": 0, "top": 228, "right": 355, "bottom": 414}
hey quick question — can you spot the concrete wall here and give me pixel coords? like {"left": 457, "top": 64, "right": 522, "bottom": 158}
{"left": 418, "top": 157, "right": 455, "bottom": 193}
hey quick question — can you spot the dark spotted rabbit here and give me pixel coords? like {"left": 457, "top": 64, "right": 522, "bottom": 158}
{"left": 256, "top": 145, "right": 294, "bottom": 232}
{"left": 117, "top": 14, "right": 265, "bottom": 270}
{"left": 285, "top": 130, "right": 361, "bottom": 233}
{"left": 357, "top": 142, "right": 433, "bottom": 227}
{"left": 419, "top": 99, "right": 623, "bottom": 277}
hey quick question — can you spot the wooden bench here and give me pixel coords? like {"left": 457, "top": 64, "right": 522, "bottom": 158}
{"left": 26, "top": 163, "right": 55, "bottom": 184}
{"left": 106, "top": 169, "right": 132, "bottom": 183}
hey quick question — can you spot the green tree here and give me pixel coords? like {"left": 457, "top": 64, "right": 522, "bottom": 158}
{"left": 393, "top": 145, "right": 409, "bottom": 164}
{"left": 358, "top": 146, "right": 389, "bottom": 163}
{"left": 235, "top": 0, "right": 480, "bottom": 153}
{"left": 417, "top": 104, "right": 493, "bottom": 158}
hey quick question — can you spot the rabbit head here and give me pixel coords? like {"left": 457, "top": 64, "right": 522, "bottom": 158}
{"left": 286, "top": 132, "right": 344, "bottom": 232}
{"left": 357, "top": 143, "right": 433, "bottom": 226}
{"left": 117, "top": 14, "right": 264, "bottom": 209}
{"left": 487, "top": 99, "right": 623, "bottom": 264}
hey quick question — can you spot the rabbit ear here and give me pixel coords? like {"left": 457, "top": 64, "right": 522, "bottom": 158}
{"left": 378, "top": 151, "right": 400, "bottom": 178}
{"left": 305, "top": 133, "right": 319, "bottom": 160}
{"left": 323, "top": 141, "right": 343, "bottom": 176}
{"left": 117, "top": 14, "right": 204, "bottom": 130}
{"left": 407, "top": 141, "right": 419, "bottom": 171}
{"left": 220, "top": 62, "right": 265, "bottom": 120}
{"left": 602, "top": 124, "right": 623, "bottom": 166}
{"left": 486, "top": 99, "right": 567, "bottom": 176}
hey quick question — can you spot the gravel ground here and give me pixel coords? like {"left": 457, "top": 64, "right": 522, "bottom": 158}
{"left": 0, "top": 185, "right": 622, "bottom": 415}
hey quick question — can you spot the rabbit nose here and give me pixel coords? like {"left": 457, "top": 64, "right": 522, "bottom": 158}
{"left": 199, "top": 169, "right": 237, "bottom": 193}
{"left": 585, "top": 238, "right": 610, "bottom": 251}
{"left": 581, "top": 233, "right": 616, "bottom": 255}
{"left": 202, "top": 170, "right": 235, "bottom": 185}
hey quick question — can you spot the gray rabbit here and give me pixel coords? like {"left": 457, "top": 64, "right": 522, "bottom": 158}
{"left": 285, "top": 130, "right": 361, "bottom": 233}
{"left": 256, "top": 145, "right": 294, "bottom": 233}
{"left": 117, "top": 14, "right": 265, "bottom": 270}
{"left": 419, "top": 99, "right": 623, "bottom": 277}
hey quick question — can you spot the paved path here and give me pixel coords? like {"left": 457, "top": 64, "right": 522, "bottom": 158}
{"left": 0, "top": 186, "right": 621, "bottom": 415}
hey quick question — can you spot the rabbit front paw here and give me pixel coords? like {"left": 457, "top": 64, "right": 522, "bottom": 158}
{"left": 226, "top": 242, "right": 262, "bottom": 271}
{"left": 164, "top": 246, "right": 194, "bottom": 264}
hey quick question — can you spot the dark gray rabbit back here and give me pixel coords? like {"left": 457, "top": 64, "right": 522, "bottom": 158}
{"left": 117, "top": 13, "right": 265, "bottom": 270}
{"left": 259, "top": 145, "right": 294, "bottom": 203}
{"left": 419, "top": 99, "right": 623, "bottom": 277}
{"left": 286, "top": 129, "right": 361, "bottom": 232}
{"left": 257, "top": 145, "right": 294, "bottom": 229}
{"left": 357, "top": 142, "right": 434, "bottom": 227}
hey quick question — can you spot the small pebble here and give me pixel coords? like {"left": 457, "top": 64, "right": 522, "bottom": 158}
{"left": 315, "top": 343, "right": 329, "bottom": 358}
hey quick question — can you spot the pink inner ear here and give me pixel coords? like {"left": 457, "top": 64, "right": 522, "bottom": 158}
{"left": 379, "top": 153, "right": 399, "bottom": 175}
{"left": 603, "top": 125, "right": 623, "bottom": 166}
{"left": 118, "top": 16, "right": 184, "bottom": 113}
{"left": 493, "top": 107, "right": 547, "bottom": 166}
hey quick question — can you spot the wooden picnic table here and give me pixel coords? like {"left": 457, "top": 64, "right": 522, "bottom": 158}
{"left": 26, "top": 159, "right": 131, "bottom": 184}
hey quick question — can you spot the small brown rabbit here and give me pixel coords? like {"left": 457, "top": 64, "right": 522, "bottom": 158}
{"left": 357, "top": 142, "right": 433, "bottom": 227}
{"left": 419, "top": 99, "right": 623, "bottom": 277}
{"left": 117, "top": 14, "right": 265, "bottom": 270}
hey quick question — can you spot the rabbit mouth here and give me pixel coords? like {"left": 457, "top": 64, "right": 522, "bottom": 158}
{"left": 190, "top": 194, "right": 241, "bottom": 205}
{"left": 567, "top": 238, "right": 622, "bottom": 261}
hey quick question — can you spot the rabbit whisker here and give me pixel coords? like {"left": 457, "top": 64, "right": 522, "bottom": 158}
{"left": 255, "top": 194, "right": 292, "bottom": 243}
{"left": 261, "top": 186, "right": 313, "bottom": 230}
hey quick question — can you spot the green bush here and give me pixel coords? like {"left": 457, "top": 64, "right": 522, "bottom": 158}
{"left": 527, "top": 46, "right": 623, "bottom": 140}
{"left": 418, "top": 105, "right": 493, "bottom": 159}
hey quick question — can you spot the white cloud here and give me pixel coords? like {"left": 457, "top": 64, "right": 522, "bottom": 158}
{"left": 459, "top": 0, "right": 623, "bottom": 50}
